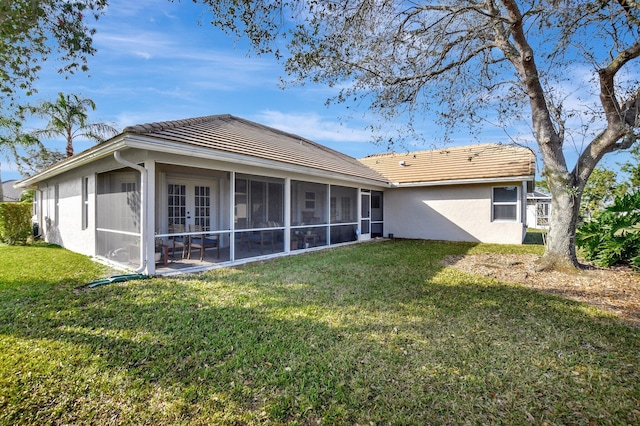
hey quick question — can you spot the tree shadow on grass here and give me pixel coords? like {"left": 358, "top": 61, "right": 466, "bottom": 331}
{"left": 1, "top": 240, "right": 639, "bottom": 424}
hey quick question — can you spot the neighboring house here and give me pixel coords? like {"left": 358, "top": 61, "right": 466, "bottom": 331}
{"left": 359, "top": 143, "right": 535, "bottom": 244}
{"left": 526, "top": 190, "right": 552, "bottom": 229}
{"left": 2, "top": 180, "right": 23, "bottom": 202}
{"left": 16, "top": 115, "right": 535, "bottom": 275}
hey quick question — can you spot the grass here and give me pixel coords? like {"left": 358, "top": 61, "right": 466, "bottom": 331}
{"left": 524, "top": 228, "right": 547, "bottom": 245}
{"left": 1, "top": 240, "right": 638, "bottom": 425}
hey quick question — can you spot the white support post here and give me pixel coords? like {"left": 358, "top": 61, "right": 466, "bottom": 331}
{"left": 284, "top": 177, "right": 291, "bottom": 253}
{"left": 145, "top": 160, "right": 156, "bottom": 275}
{"left": 229, "top": 172, "right": 235, "bottom": 262}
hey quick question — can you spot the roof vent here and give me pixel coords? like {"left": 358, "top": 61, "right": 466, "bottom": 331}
{"left": 399, "top": 160, "right": 406, "bottom": 167}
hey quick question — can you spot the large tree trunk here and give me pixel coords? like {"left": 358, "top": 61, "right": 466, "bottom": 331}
{"left": 497, "top": 2, "right": 583, "bottom": 270}
{"left": 538, "top": 167, "right": 582, "bottom": 271}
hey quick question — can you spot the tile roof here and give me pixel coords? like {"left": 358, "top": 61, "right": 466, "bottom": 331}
{"left": 359, "top": 143, "right": 535, "bottom": 185}
{"left": 124, "top": 114, "right": 387, "bottom": 183}
{"left": 2, "top": 180, "right": 23, "bottom": 202}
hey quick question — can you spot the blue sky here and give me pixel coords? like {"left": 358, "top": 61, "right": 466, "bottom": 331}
{"left": 2, "top": 0, "right": 634, "bottom": 182}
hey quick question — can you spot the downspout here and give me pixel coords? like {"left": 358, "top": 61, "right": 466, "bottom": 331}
{"left": 114, "top": 151, "right": 147, "bottom": 273}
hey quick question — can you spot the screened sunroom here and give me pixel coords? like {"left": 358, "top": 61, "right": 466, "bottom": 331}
{"left": 20, "top": 114, "right": 389, "bottom": 276}
{"left": 152, "top": 167, "right": 383, "bottom": 274}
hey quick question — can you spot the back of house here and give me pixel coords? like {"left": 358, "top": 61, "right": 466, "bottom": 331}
{"left": 16, "top": 115, "right": 535, "bottom": 275}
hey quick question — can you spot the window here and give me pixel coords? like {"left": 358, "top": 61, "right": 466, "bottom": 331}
{"left": 235, "top": 178, "right": 248, "bottom": 228}
{"left": 536, "top": 202, "right": 550, "bottom": 227}
{"left": 168, "top": 184, "right": 187, "bottom": 227}
{"left": 328, "top": 186, "right": 357, "bottom": 223}
{"left": 82, "top": 177, "right": 89, "bottom": 230}
{"left": 492, "top": 186, "right": 519, "bottom": 221}
{"left": 305, "top": 191, "right": 316, "bottom": 209}
{"left": 54, "top": 184, "right": 60, "bottom": 226}
{"left": 194, "top": 185, "right": 211, "bottom": 229}
{"left": 341, "top": 197, "right": 352, "bottom": 222}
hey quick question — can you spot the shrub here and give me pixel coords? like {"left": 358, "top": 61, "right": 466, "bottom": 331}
{"left": 0, "top": 202, "right": 33, "bottom": 245}
{"left": 576, "top": 191, "right": 640, "bottom": 268}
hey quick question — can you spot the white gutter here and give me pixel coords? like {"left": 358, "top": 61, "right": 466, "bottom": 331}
{"left": 15, "top": 139, "right": 126, "bottom": 188}
{"left": 113, "top": 151, "right": 147, "bottom": 274}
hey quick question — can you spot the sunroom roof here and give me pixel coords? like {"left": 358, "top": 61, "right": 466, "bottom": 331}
{"left": 124, "top": 114, "right": 388, "bottom": 184}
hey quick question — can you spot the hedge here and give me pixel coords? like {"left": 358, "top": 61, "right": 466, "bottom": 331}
{"left": 0, "top": 202, "right": 33, "bottom": 245}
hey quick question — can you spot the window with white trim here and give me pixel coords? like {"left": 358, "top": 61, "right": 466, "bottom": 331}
{"left": 82, "top": 177, "right": 89, "bottom": 230}
{"left": 54, "top": 184, "right": 60, "bottom": 226}
{"left": 536, "top": 202, "right": 550, "bottom": 227}
{"left": 492, "top": 186, "right": 519, "bottom": 221}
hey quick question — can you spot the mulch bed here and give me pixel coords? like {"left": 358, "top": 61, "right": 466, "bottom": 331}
{"left": 443, "top": 254, "right": 640, "bottom": 328}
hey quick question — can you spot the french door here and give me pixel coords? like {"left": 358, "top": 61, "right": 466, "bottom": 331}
{"left": 168, "top": 179, "right": 213, "bottom": 230}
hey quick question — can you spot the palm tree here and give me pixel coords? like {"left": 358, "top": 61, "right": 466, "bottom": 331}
{"left": 31, "top": 93, "right": 118, "bottom": 157}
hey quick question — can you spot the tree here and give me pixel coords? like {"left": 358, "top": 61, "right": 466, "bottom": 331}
{"left": 0, "top": 0, "right": 107, "bottom": 109}
{"left": 535, "top": 180, "right": 551, "bottom": 195}
{"left": 195, "top": 0, "right": 640, "bottom": 269}
{"left": 1, "top": 1, "right": 108, "bottom": 180}
{"left": 0, "top": 116, "right": 39, "bottom": 201}
{"left": 14, "top": 146, "right": 66, "bottom": 177}
{"left": 29, "top": 92, "right": 118, "bottom": 157}
{"left": 581, "top": 167, "right": 626, "bottom": 221}
{"left": 619, "top": 144, "right": 640, "bottom": 193}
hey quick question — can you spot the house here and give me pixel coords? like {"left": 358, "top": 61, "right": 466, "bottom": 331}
{"left": 526, "top": 190, "right": 552, "bottom": 229}
{"left": 2, "top": 180, "right": 24, "bottom": 202}
{"left": 359, "top": 143, "right": 535, "bottom": 244}
{"left": 16, "top": 115, "right": 535, "bottom": 275}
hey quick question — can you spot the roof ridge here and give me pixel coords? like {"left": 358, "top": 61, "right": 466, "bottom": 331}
{"left": 124, "top": 114, "right": 232, "bottom": 134}
{"left": 362, "top": 142, "right": 521, "bottom": 159}
{"left": 124, "top": 114, "right": 351, "bottom": 162}
{"left": 362, "top": 152, "right": 399, "bottom": 158}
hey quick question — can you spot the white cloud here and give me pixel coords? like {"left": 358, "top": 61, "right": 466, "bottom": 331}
{"left": 102, "top": 0, "right": 170, "bottom": 19}
{"left": 134, "top": 51, "right": 153, "bottom": 60}
{"left": 94, "top": 31, "right": 174, "bottom": 58}
{"left": 115, "top": 111, "right": 161, "bottom": 129}
{"left": 254, "top": 110, "right": 375, "bottom": 143}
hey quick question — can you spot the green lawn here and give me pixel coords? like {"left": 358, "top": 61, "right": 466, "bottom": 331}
{"left": 1, "top": 240, "right": 638, "bottom": 425}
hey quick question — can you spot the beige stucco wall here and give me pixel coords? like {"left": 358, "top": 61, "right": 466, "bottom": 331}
{"left": 384, "top": 183, "right": 526, "bottom": 244}
{"left": 36, "top": 152, "right": 153, "bottom": 258}
{"left": 37, "top": 166, "right": 97, "bottom": 256}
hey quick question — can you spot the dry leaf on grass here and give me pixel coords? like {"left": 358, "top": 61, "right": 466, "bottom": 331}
{"left": 443, "top": 254, "right": 640, "bottom": 328}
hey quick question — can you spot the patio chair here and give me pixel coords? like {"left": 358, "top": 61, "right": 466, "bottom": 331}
{"left": 188, "top": 224, "right": 220, "bottom": 261}
{"left": 245, "top": 223, "right": 276, "bottom": 254}
{"left": 168, "top": 224, "right": 187, "bottom": 260}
